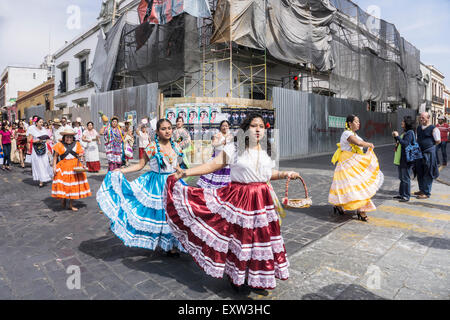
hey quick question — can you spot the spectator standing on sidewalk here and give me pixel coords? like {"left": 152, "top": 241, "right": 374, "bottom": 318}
{"left": 81, "top": 121, "right": 101, "bottom": 172}
{"left": 415, "top": 112, "right": 440, "bottom": 199}
{"left": 99, "top": 116, "right": 124, "bottom": 172}
{"left": 436, "top": 116, "right": 448, "bottom": 166}
{"left": 27, "top": 117, "right": 53, "bottom": 187}
{"left": 329, "top": 114, "right": 384, "bottom": 221}
{"left": 0, "top": 122, "right": 13, "bottom": 171}
{"left": 392, "top": 116, "right": 416, "bottom": 202}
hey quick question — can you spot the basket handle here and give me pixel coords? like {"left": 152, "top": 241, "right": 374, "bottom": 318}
{"left": 284, "top": 175, "right": 309, "bottom": 199}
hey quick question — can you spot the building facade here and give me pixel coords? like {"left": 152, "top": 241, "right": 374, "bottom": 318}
{"left": 428, "top": 65, "right": 445, "bottom": 123}
{"left": 53, "top": 0, "right": 139, "bottom": 113}
{"left": 16, "top": 78, "right": 55, "bottom": 121}
{"left": 0, "top": 66, "right": 49, "bottom": 121}
{"left": 444, "top": 86, "right": 450, "bottom": 118}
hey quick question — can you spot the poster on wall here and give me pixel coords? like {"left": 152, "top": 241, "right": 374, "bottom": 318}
{"left": 175, "top": 105, "right": 189, "bottom": 123}
{"left": 198, "top": 105, "right": 210, "bottom": 125}
{"left": 187, "top": 106, "right": 199, "bottom": 125}
{"left": 165, "top": 107, "right": 177, "bottom": 125}
{"left": 124, "top": 110, "right": 137, "bottom": 128}
{"left": 230, "top": 107, "right": 241, "bottom": 128}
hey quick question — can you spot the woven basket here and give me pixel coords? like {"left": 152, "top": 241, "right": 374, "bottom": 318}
{"left": 282, "top": 176, "right": 312, "bottom": 209}
{"left": 73, "top": 158, "right": 88, "bottom": 173}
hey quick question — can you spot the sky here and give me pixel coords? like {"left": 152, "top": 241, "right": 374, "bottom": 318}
{"left": 353, "top": 0, "right": 450, "bottom": 86}
{"left": 0, "top": 0, "right": 449, "bottom": 86}
{"left": 0, "top": 0, "right": 101, "bottom": 70}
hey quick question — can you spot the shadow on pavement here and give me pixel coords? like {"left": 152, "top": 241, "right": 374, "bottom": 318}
{"left": 22, "top": 178, "right": 39, "bottom": 186}
{"left": 79, "top": 234, "right": 265, "bottom": 300}
{"left": 407, "top": 236, "right": 450, "bottom": 250}
{"left": 302, "top": 284, "right": 386, "bottom": 300}
{"left": 286, "top": 204, "right": 355, "bottom": 224}
{"left": 42, "top": 197, "right": 88, "bottom": 212}
{"left": 406, "top": 201, "right": 450, "bottom": 212}
{"left": 79, "top": 234, "right": 152, "bottom": 261}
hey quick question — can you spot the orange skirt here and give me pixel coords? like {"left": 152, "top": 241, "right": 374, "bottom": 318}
{"left": 51, "top": 158, "right": 91, "bottom": 199}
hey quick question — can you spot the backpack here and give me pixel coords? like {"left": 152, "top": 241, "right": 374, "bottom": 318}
{"left": 405, "top": 131, "right": 423, "bottom": 162}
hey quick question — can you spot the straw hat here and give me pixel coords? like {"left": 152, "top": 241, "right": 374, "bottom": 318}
{"left": 118, "top": 122, "right": 125, "bottom": 127}
{"left": 60, "top": 127, "right": 77, "bottom": 136}
{"left": 53, "top": 118, "right": 62, "bottom": 125}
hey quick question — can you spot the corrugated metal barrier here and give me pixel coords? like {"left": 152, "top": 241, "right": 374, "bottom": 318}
{"left": 273, "top": 87, "right": 417, "bottom": 160}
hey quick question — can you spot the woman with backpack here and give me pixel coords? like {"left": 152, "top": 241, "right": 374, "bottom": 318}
{"left": 392, "top": 116, "right": 417, "bottom": 202}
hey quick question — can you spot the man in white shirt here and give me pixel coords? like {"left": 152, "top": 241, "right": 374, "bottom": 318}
{"left": 54, "top": 116, "right": 70, "bottom": 143}
{"left": 415, "top": 112, "right": 440, "bottom": 199}
{"left": 52, "top": 118, "right": 62, "bottom": 144}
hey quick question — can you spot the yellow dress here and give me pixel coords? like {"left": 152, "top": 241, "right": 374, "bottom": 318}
{"left": 328, "top": 134, "right": 383, "bottom": 212}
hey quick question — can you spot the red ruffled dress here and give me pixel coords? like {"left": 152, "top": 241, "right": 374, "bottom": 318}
{"left": 164, "top": 144, "right": 288, "bottom": 289}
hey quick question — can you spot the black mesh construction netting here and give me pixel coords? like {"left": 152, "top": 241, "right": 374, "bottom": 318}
{"left": 91, "top": 0, "right": 425, "bottom": 109}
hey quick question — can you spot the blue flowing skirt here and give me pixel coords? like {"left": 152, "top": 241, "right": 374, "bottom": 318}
{"left": 96, "top": 171, "right": 186, "bottom": 252}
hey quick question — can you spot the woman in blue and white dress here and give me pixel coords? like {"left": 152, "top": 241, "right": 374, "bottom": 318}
{"left": 96, "top": 119, "right": 186, "bottom": 256}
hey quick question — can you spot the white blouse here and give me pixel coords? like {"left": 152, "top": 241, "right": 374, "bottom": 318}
{"left": 212, "top": 132, "right": 233, "bottom": 153}
{"left": 340, "top": 130, "right": 363, "bottom": 152}
{"left": 223, "top": 144, "right": 274, "bottom": 183}
{"left": 27, "top": 125, "right": 48, "bottom": 139}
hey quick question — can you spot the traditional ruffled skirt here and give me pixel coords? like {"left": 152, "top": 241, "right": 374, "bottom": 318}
{"left": 328, "top": 149, "right": 383, "bottom": 212}
{"left": 52, "top": 158, "right": 91, "bottom": 199}
{"left": 164, "top": 177, "right": 289, "bottom": 289}
{"left": 197, "top": 151, "right": 231, "bottom": 189}
{"left": 97, "top": 171, "right": 186, "bottom": 252}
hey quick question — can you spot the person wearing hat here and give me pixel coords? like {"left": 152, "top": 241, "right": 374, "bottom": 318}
{"left": 52, "top": 127, "right": 91, "bottom": 211}
{"left": 99, "top": 116, "right": 125, "bottom": 171}
{"left": 52, "top": 118, "right": 62, "bottom": 144}
{"left": 436, "top": 115, "right": 448, "bottom": 166}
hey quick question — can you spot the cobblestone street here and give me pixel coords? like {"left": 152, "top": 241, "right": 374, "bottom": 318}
{"left": 0, "top": 146, "right": 449, "bottom": 300}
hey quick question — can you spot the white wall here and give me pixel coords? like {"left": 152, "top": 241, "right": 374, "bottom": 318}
{"left": 6, "top": 67, "right": 48, "bottom": 106}
{"left": 54, "top": 29, "right": 100, "bottom": 108}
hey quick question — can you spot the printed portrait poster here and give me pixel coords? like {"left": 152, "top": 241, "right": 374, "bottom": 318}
{"left": 165, "top": 107, "right": 177, "bottom": 125}
{"left": 209, "top": 105, "right": 223, "bottom": 124}
{"left": 221, "top": 107, "right": 232, "bottom": 122}
{"left": 175, "top": 104, "right": 189, "bottom": 123}
{"left": 238, "top": 108, "right": 248, "bottom": 124}
{"left": 201, "top": 125, "right": 212, "bottom": 140}
{"left": 230, "top": 107, "right": 241, "bottom": 127}
{"left": 268, "top": 109, "right": 275, "bottom": 126}
{"left": 187, "top": 125, "right": 195, "bottom": 139}
{"left": 198, "top": 105, "right": 210, "bottom": 126}
{"left": 262, "top": 109, "right": 269, "bottom": 125}
{"left": 187, "top": 106, "right": 199, "bottom": 125}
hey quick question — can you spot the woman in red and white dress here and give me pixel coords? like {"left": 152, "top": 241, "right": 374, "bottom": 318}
{"left": 165, "top": 113, "right": 300, "bottom": 291}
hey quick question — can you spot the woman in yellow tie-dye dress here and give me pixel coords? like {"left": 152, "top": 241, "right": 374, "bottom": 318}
{"left": 329, "top": 115, "right": 384, "bottom": 222}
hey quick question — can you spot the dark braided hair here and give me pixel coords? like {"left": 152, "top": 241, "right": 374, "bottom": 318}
{"left": 154, "top": 118, "right": 183, "bottom": 159}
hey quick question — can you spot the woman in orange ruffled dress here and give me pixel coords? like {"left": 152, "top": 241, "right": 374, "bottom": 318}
{"left": 52, "top": 127, "right": 92, "bottom": 211}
